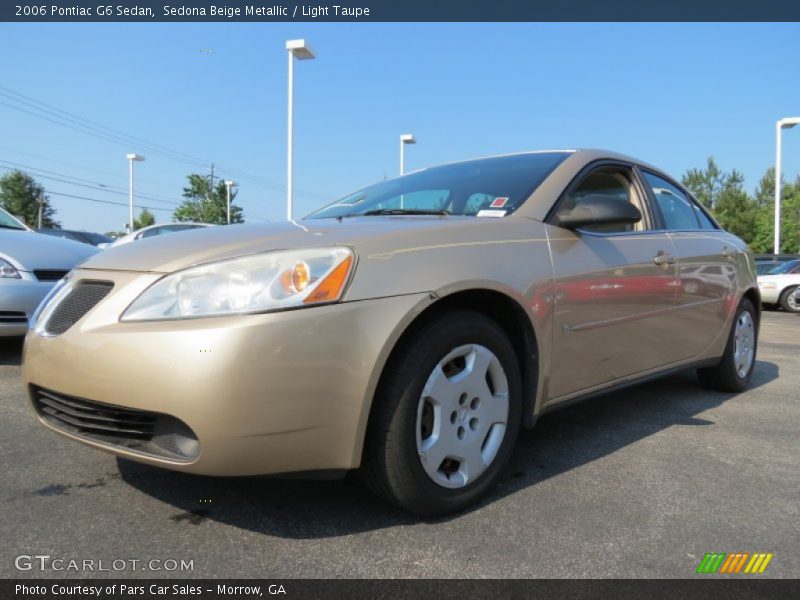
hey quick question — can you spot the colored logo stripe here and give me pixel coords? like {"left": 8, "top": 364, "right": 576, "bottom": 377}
{"left": 697, "top": 552, "right": 773, "bottom": 574}
{"left": 697, "top": 553, "right": 726, "bottom": 573}
{"left": 744, "top": 553, "right": 773, "bottom": 574}
{"left": 719, "top": 553, "right": 749, "bottom": 573}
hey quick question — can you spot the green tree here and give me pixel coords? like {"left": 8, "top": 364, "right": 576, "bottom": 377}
{"left": 0, "top": 170, "right": 59, "bottom": 228}
{"left": 714, "top": 185, "right": 758, "bottom": 243}
{"left": 134, "top": 208, "right": 156, "bottom": 229}
{"left": 682, "top": 158, "right": 759, "bottom": 244}
{"left": 682, "top": 157, "right": 725, "bottom": 210}
{"left": 173, "top": 174, "right": 243, "bottom": 224}
{"left": 754, "top": 167, "right": 776, "bottom": 208}
{"left": 749, "top": 170, "right": 800, "bottom": 254}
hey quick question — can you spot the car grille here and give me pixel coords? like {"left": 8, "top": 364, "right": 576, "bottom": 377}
{"left": 0, "top": 311, "right": 27, "bottom": 323}
{"left": 44, "top": 281, "right": 113, "bottom": 335}
{"left": 34, "top": 387, "right": 157, "bottom": 438}
{"left": 34, "top": 270, "right": 70, "bottom": 282}
{"left": 31, "top": 386, "right": 199, "bottom": 461}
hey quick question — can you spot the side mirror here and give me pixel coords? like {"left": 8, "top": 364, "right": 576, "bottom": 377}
{"left": 556, "top": 194, "right": 642, "bottom": 230}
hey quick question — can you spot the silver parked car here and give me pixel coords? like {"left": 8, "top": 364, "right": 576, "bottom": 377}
{"left": 0, "top": 206, "right": 97, "bottom": 336}
{"left": 105, "top": 223, "right": 212, "bottom": 248}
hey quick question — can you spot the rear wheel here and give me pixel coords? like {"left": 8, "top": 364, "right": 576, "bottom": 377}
{"left": 697, "top": 298, "right": 757, "bottom": 392}
{"left": 778, "top": 286, "right": 800, "bottom": 313}
{"left": 361, "top": 310, "right": 522, "bottom": 516}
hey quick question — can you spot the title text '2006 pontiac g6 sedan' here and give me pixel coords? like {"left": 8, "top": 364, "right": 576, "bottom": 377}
{"left": 22, "top": 150, "right": 759, "bottom": 515}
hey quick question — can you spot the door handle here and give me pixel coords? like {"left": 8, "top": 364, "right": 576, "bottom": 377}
{"left": 653, "top": 253, "right": 677, "bottom": 266}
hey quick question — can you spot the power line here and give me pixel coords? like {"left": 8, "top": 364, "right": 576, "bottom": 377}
{"left": 46, "top": 190, "right": 174, "bottom": 213}
{"left": 0, "top": 144, "right": 174, "bottom": 187}
{"left": 0, "top": 87, "right": 210, "bottom": 168}
{"left": 0, "top": 85, "right": 328, "bottom": 201}
{"left": 1, "top": 164, "right": 276, "bottom": 223}
{"left": 0, "top": 159, "right": 180, "bottom": 205}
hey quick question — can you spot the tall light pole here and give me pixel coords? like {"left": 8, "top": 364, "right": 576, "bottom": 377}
{"left": 224, "top": 180, "right": 236, "bottom": 225}
{"left": 126, "top": 153, "right": 145, "bottom": 233}
{"left": 286, "top": 39, "right": 315, "bottom": 221}
{"left": 774, "top": 117, "right": 800, "bottom": 254}
{"left": 400, "top": 133, "right": 416, "bottom": 175}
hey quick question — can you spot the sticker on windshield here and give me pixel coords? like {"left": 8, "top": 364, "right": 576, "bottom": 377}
{"left": 477, "top": 209, "right": 507, "bottom": 218}
{"left": 490, "top": 197, "right": 509, "bottom": 208}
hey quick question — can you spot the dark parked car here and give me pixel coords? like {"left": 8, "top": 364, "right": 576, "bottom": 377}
{"left": 37, "top": 228, "right": 113, "bottom": 247}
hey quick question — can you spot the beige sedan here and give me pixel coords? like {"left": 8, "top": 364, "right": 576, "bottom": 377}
{"left": 23, "top": 149, "right": 759, "bottom": 515}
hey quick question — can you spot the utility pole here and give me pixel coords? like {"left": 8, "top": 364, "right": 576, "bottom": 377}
{"left": 224, "top": 180, "right": 236, "bottom": 225}
{"left": 206, "top": 163, "right": 215, "bottom": 223}
{"left": 37, "top": 190, "right": 43, "bottom": 229}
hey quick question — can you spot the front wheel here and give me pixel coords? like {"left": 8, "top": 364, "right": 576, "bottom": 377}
{"left": 697, "top": 298, "right": 758, "bottom": 392}
{"left": 361, "top": 310, "right": 522, "bottom": 516}
{"left": 779, "top": 286, "right": 800, "bottom": 313}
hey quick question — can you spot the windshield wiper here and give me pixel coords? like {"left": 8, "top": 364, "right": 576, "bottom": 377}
{"left": 0, "top": 224, "right": 25, "bottom": 230}
{"left": 359, "top": 208, "right": 450, "bottom": 216}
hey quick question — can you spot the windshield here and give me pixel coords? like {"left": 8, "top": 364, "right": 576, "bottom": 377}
{"left": 306, "top": 152, "right": 570, "bottom": 219}
{"left": 767, "top": 260, "right": 800, "bottom": 274}
{"left": 0, "top": 206, "right": 27, "bottom": 230}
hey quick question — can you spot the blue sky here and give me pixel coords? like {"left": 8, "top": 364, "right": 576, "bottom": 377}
{"left": 1, "top": 23, "right": 799, "bottom": 232}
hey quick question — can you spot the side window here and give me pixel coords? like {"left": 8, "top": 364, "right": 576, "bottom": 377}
{"left": 559, "top": 167, "right": 645, "bottom": 233}
{"left": 643, "top": 172, "right": 701, "bottom": 230}
{"left": 141, "top": 227, "right": 163, "bottom": 238}
{"left": 693, "top": 204, "right": 718, "bottom": 230}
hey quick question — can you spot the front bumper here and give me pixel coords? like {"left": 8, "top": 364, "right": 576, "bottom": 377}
{"left": 0, "top": 277, "right": 54, "bottom": 336}
{"left": 22, "top": 268, "right": 430, "bottom": 476}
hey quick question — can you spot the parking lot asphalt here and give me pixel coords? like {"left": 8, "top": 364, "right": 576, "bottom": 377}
{"left": 1, "top": 310, "right": 797, "bottom": 579}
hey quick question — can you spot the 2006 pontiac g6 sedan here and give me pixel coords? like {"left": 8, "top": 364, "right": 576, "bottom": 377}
{"left": 23, "top": 149, "right": 760, "bottom": 515}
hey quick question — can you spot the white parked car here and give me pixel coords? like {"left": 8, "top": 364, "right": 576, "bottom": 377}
{"left": 757, "top": 259, "right": 800, "bottom": 312}
{"left": 104, "top": 223, "right": 212, "bottom": 248}
{"left": 0, "top": 206, "right": 97, "bottom": 336}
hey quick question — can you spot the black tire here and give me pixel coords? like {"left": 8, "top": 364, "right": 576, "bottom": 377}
{"left": 361, "top": 310, "right": 523, "bottom": 516}
{"left": 697, "top": 298, "right": 758, "bottom": 392}
{"left": 778, "top": 286, "right": 800, "bottom": 313}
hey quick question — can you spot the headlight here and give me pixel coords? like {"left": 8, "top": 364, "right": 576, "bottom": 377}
{"left": 122, "top": 247, "right": 355, "bottom": 321}
{"left": 0, "top": 258, "right": 21, "bottom": 279}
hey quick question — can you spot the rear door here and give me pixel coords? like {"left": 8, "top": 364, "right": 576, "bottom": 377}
{"left": 640, "top": 170, "right": 737, "bottom": 359}
{"left": 546, "top": 162, "right": 682, "bottom": 400}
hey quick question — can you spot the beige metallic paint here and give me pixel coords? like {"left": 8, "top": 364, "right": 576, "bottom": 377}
{"left": 22, "top": 150, "right": 758, "bottom": 476}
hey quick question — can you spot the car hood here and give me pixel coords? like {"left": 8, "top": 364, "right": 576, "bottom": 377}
{"left": 0, "top": 229, "right": 99, "bottom": 270}
{"left": 80, "top": 216, "right": 517, "bottom": 273}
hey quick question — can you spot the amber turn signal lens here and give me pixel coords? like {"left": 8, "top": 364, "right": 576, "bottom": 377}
{"left": 304, "top": 255, "right": 353, "bottom": 304}
{"left": 279, "top": 261, "right": 311, "bottom": 293}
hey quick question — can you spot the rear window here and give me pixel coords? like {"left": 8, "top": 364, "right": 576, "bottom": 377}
{"left": 642, "top": 171, "right": 701, "bottom": 230}
{"left": 306, "top": 152, "right": 570, "bottom": 219}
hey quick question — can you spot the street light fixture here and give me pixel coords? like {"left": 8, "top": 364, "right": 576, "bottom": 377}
{"left": 774, "top": 117, "right": 800, "bottom": 254}
{"left": 224, "top": 180, "right": 237, "bottom": 225}
{"left": 125, "top": 153, "right": 145, "bottom": 233}
{"left": 286, "top": 39, "right": 315, "bottom": 221}
{"left": 400, "top": 133, "right": 416, "bottom": 176}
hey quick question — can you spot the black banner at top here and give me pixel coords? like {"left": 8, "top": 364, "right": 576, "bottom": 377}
{"left": 2, "top": 0, "right": 800, "bottom": 22}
